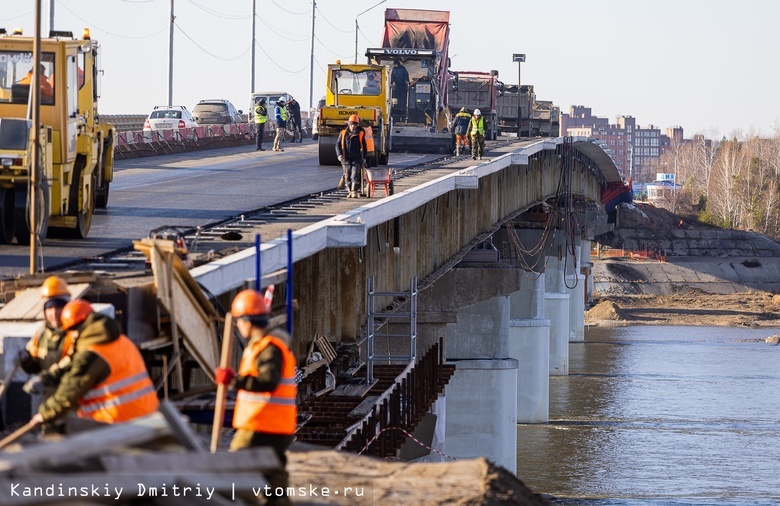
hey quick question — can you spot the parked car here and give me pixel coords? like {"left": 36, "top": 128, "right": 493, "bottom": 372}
{"left": 192, "top": 99, "right": 243, "bottom": 125}
{"left": 311, "top": 96, "right": 325, "bottom": 140}
{"left": 143, "top": 105, "right": 198, "bottom": 131}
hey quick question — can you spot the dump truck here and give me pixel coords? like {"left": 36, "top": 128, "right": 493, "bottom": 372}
{"left": 0, "top": 27, "right": 113, "bottom": 244}
{"left": 317, "top": 62, "right": 391, "bottom": 167}
{"left": 496, "top": 84, "right": 560, "bottom": 137}
{"left": 366, "top": 8, "right": 452, "bottom": 153}
{"left": 448, "top": 70, "right": 501, "bottom": 141}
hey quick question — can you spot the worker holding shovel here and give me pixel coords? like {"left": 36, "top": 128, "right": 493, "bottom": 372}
{"left": 215, "top": 289, "right": 297, "bottom": 506}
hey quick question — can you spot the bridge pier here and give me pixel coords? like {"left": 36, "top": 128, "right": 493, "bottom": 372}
{"left": 545, "top": 255, "right": 571, "bottom": 375}
{"left": 509, "top": 273, "right": 550, "bottom": 423}
{"left": 568, "top": 240, "right": 586, "bottom": 343}
{"left": 442, "top": 295, "right": 518, "bottom": 473}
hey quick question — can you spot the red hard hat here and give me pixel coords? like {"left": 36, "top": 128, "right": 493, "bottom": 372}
{"left": 231, "top": 289, "right": 269, "bottom": 318}
{"left": 348, "top": 114, "right": 360, "bottom": 124}
{"left": 41, "top": 276, "right": 69, "bottom": 299}
{"left": 61, "top": 299, "right": 93, "bottom": 331}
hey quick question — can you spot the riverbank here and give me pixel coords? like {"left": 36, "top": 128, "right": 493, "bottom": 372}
{"left": 586, "top": 290, "right": 780, "bottom": 328}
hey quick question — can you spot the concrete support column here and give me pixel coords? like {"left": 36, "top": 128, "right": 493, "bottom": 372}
{"left": 443, "top": 296, "right": 517, "bottom": 473}
{"left": 444, "top": 359, "right": 518, "bottom": 473}
{"left": 567, "top": 273, "right": 586, "bottom": 342}
{"left": 510, "top": 273, "right": 545, "bottom": 319}
{"left": 544, "top": 292, "right": 569, "bottom": 375}
{"left": 580, "top": 238, "right": 594, "bottom": 306}
{"left": 508, "top": 318, "right": 550, "bottom": 422}
{"left": 545, "top": 256, "right": 570, "bottom": 375}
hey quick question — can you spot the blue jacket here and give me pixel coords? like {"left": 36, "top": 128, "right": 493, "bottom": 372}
{"left": 275, "top": 105, "right": 287, "bottom": 128}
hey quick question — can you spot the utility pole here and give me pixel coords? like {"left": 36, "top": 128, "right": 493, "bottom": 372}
{"left": 251, "top": 0, "right": 256, "bottom": 94}
{"left": 354, "top": 0, "right": 386, "bottom": 64}
{"left": 48, "top": 0, "right": 54, "bottom": 35}
{"left": 308, "top": 0, "right": 316, "bottom": 113}
{"left": 30, "top": 0, "right": 42, "bottom": 273}
{"left": 167, "top": 0, "right": 174, "bottom": 106}
{"left": 512, "top": 53, "right": 525, "bottom": 138}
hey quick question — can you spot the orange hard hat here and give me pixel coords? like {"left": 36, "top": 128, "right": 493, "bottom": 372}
{"left": 348, "top": 114, "right": 360, "bottom": 124}
{"left": 61, "top": 299, "right": 93, "bottom": 331}
{"left": 231, "top": 289, "right": 269, "bottom": 318}
{"left": 41, "top": 276, "right": 69, "bottom": 299}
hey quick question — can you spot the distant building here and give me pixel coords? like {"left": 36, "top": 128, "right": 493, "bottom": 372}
{"left": 560, "top": 106, "right": 671, "bottom": 182}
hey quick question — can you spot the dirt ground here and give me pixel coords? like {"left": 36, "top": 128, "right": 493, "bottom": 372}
{"left": 586, "top": 291, "right": 780, "bottom": 328}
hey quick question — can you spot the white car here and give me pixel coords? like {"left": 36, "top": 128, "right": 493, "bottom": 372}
{"left": 311, "top": 96, "right": 325, "bottom": 140}
{"left": 143, "top": 105, "right": 198, "bottom": 131}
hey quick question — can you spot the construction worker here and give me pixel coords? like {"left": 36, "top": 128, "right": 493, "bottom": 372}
{"left": 273, "top": 99, "right": 287, "bottom": 152}
{"left": 30, "top": 299, "right": 159, "bottom": 427}
{"left": 16, "top": 63, "right": 54, "bottom": 104}
{"left": 466, "top": 108, "right": 486, "bottom": 160}
{"left": 215, "top": 289, "right": 297, "bottom": 506}
{"left": 391, "top": 58, "right": 409, "bottom": 119}
{"left": 286, "top": 97, "right": 302, "bottom": 143}
{"left": 17, "top": 276, "right": 72, "bottom": 432}
{"left": 335, "top": 114, "right": 368, "bottom": 198}
{"left": 254, "top": 97, "right": 268, "bottom": 151}
{"left": 452, "top": 106, "right": 472, "bottom": 156}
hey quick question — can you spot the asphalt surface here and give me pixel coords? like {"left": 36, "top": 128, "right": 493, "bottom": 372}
{"left": 0, "top": 139, "right": 441, "bottom": 278}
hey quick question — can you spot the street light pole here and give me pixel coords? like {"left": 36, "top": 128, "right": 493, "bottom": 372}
{"left": 512, "top": 53, "right": 525, "bottom": 138}
{"left": 354, "top": 0, "right": 386, "bottom": 64}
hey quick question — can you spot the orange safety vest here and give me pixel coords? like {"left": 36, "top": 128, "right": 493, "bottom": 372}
{"left": 339, "top": 127, "right": 366, "bottom": 158}
{"left": 29, "top": 328, "right": 73, "bottom": 361}
{"left": 77, "top": 335, "right": 159, "bottom": 424}
{"left": 233, "top": 335, "right": 297, "bottom": 435}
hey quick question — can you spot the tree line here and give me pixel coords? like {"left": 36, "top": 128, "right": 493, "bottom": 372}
{"left": 660, "top": 132, "right": 780, "bottom": 240}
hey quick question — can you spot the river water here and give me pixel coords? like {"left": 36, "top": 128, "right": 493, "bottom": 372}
{"left": 517, "top": 325, "right": 780, "bottom": 506}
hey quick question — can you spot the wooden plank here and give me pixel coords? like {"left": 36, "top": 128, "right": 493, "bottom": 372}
{"left": 100, "top": 446, "right": 280, "bottom": 474}
{"left": 0, "top": 412, "right": 171, "bottom": 474}
{"left": 0, "top": 283, "right": 90, "bottom": 321}
{"left": 158, "top": 400, "right": 207, "bottom": 453}
{"left": 139, "top": 239, "right": 219, "bottom": 379}
{"left": 348, "top": 395, "right": 380, "bottom": 418}
{"left": 211, "top": 312, "right": 233, "bottom": 453}
{"left": 331, "top": 380, "right": 378, "bottom": 398}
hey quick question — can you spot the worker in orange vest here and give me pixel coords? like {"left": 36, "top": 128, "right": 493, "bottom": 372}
{"left": 31, "top": 299, "right": 159, "bottom": 427}
{"left": 215, "top": 289, "right": 297, "bottom": 506}
{"left": 17, "top": 276, "right": 73, "bottom": 434}
{"left": 17, "top": 63, "right": 54, "bottom": 104}
{"left": 335, "top": 114, "right": 368, "bottom": 198}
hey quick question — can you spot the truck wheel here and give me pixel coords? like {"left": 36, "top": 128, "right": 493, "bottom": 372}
{"left": 96, "top": 137, "right": 112, "bottom": 208}
{"left": 72, "top": 174, "right": 96, "bottom": 239}
{"left": 96, "top": 182, "right": 110, "bottom": 209}
{"left": 318, "top": 135, "right": 339, "bottom": 165}
{"left": 13, "top": 179, "right": 49, "bottom": 245}
{"left": 0, "top": 188, "right": 14, "bottom": 244}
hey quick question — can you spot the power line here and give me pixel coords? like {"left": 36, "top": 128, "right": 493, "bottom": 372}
{"left": 175, "top": 22, "right": 250, "bottom": 61}
{"left": 186, "top": 0, "right": 250, "bottom": 20}
{"left": 269, "top": 0, "right": 309, "bottom": 16}
{"left": 255, "top": 40, "right": 309, "bottom": 74}
{"left": 0, "top": 10, "right": 33, "bottom": 21}
{"left": 255, "top": 13, "right": 309, "bottom": 42}
{"left": 314, "top": 35, "right": 349, "bottom": 59}
{"left": 315, "top": 6, "right": 351, "bottom": 33}
{"left": 56, "top": 1, "right": 167, "bottom": 39}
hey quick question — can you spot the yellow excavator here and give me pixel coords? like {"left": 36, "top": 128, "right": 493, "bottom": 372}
{"left": 317, "top": 61, "right": 391, "bottom": 167}
{"left": 0, "top": 27, "right": 113, "bottom": 244}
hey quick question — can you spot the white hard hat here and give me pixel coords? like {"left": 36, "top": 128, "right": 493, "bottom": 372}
{"left": 474, "top": 109, "right": 481, "bottom": 116}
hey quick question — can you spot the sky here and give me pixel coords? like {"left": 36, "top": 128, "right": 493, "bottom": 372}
{"left": 2, "top": 0, "right": 778, "bottom": 138}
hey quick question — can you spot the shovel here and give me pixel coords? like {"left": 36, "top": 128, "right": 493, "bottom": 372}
{"left": 0, "top": 418, "right": 41, "bottom": 450}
